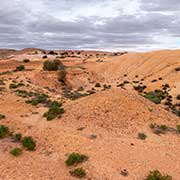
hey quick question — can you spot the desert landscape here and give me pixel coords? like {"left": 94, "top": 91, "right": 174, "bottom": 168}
{"left": 1, "top": 0, "right": 180, "bottom": 179}
{"left": 0, "top": 48, "right": 179, "bottom": 180}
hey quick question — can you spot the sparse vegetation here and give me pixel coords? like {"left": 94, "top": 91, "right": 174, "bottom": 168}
{"left": 70, "top": 168, "right": 86, "bottom": 178}
{"left": 9, "top": 82, "right": 24, "bottom": 89}
{"left": 43, "top": 59, "right": 62, "bottom": 71}
{"left": 26, "top": 93, "right": 48, "bottom": 106}
{"left": 22, "top": 136, "right": 36, "bottom": 151}
{"left": 144, "top": 90, "right": 167, "bottom": 104}
{"left": 138, "top": 133, "right": 147, "bottom": 140}
{"left": 10, "top": 147, "right": 22, "bottom": 156}
{"left": 15, "top": 65, "right": 25, "bottom": 71}
{"left": 43, "top": 103, "right": 65, "bottom": 121}
{"left": 0, "top": 125, "right": 9, "bottom": 138}
{"left": 65, "top": 153, "right": 88, "bottom": 166}
{"left": 14, "top": 133, "right": 22, "bottom": 141}
{"left": 48, "top": 50, "right": 58, "bottom": 55}
{"left": 145, "top": 170, "right": 172, "bottom": 180}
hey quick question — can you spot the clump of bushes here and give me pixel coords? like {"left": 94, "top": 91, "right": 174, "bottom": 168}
{"left": 149, "top": 123, "right": 169, "bottom": 135}
{"left": 48, "top": 51, "right": 58, "bottom": 55}
{"left": 134, "top": 85, "right": 147, "bottom": 93}
{"left": 70, "top": 168, "right": 86, "bottom": 178}
{"left": 43, "top": 59, "right": 63, "bottom": 71}
{"left": 26, "top": 93, "right": 48, "bottom": 106}
{"left": 10, "top": 147, "right": 22, "bottom": 156}
{"left": 65, "top": 153, "right": 88, "bottom": 166}
{"left": 144, "top": 90, "right": 167, "bottom": 104}
{"left": 43, "top": 59, "right": 66, "bottom": 83}
{"left": 15, "top": 65, "right": 25, "bottom": 71}
{"left": 22, "top": 136, "right": 36, "bottom": 151}
{"left": 145, "top": 170, "right": 172, "bottom": 180}
{"left": 0, "top": 114, "right": 5, "bottom": 120}
{"left": 0, "top": 125, "right": 9, "bottom": 138}
{"left": 63, "top": 89, "right": 88, "bottom": 100}
{"left": 43, "top": 102, "right": 65, "bottom": 121}
{"left": 9, "top": 82, "right": 24, "bottom": 89}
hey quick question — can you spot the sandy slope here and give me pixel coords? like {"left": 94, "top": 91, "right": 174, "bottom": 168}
{"left": 0, "top": 49, "right": 179, "bottom": 180}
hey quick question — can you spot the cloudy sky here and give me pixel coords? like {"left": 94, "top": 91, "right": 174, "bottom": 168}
{"left": 0, "top": 0, "right": 180, "bottom": 51}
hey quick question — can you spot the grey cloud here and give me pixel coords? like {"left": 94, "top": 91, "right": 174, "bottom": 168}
{"left": 0, "top": 0, "right": 180, "bottom": 50}
{"left": 140, "top": 0, "right": 180, "bottom": 12}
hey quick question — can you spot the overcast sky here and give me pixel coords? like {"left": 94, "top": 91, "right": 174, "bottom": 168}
{"left": 0, "top": 0, "right": 180, "bottom": 51}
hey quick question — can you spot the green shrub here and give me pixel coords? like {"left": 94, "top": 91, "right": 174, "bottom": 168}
{"left": 26, "top": 93, "right": 48, "bottom": 106}
{"left": 14, "top": 133, "right": 22, "bottom": 141}
{"left": 144, "top": 90, "right": 167, "bottom": 104}
{"left": 10, "top": 147, "right": 22, "bottom": 156}
{"left": 0, "top": 125, "right": 9, "bottom": 138}
{"left": 145, "top": 170, "right": 172, "bottom": 180}
{"left": 15, "top": 65, "right": 25, "bottom": 71}
{"left": 70, "top": 168, "right": 86, "bottom": 178}
{"left": 0, "top": 114, "right": 5, "bottom": 120}
{"left": 43, "top": 106, "right": 65, "bottom": 121}
{"left": 65, "top": 153, "right": 88, "bottom": 166}
{"left": 9, "top": 82, "right": 24, "bottom": 89}
{"left": 43, "top": 59, "right": 61, "bottom": 71}
{"left": 138, "top": 133, "right": 147, "bottom": 140}
{"left": 22, "top": 136, "right": 36, "bottom": 151}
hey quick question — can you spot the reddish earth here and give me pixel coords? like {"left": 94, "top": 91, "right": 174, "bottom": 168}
{"left": 0, "top": 48, "right": 179, "bottom": 180}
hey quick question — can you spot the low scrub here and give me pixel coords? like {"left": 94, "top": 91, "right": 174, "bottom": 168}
{"left": 22, "top": 136, "right": 36, "bottom": 151}
{"left": 70, "top": 168, "right": 86, "bottom": 178}
{"left": 145, "top": 170, "right": 172, "bottom": 180}
{"left": 43, "top": 59, "right": 64, "bottom": 71}
{"left": 26, "top": 93, "right": 48, "bottom": 106}
{"left": 0, "top": 125, "right": 9, "bottom": 138}
{"left": 15, "top": 65, "right": 25, "bottom": 71}
{"left": 10, "top": 147, "right": 22, "bottom": 156}
{"left": 44, "top": 101, "right": 65, "bottom": 121}
{"left": 65, "top": 153, "right": 88, "bottom": 166}
{"left": 144, "top": 90, "right": 167, "bottom": 104}
{"left": 138, "top": 133, "right": 147, "bottom": 140}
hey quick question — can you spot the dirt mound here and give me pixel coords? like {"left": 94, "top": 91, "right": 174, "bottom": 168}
{"left": 64, "top": 88, "right": 178, "bottom": 134}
